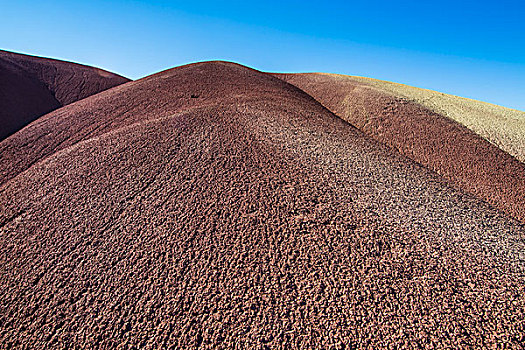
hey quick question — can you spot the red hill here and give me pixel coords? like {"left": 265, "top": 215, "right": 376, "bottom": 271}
{"left": 0, "top": 50, "right": 129, "bottom": 140}
{"left": 276, "top": 73, "right": 525, "bottom": 223}
{"left": 0, "top": 62, "right": 523, "bottom": 348}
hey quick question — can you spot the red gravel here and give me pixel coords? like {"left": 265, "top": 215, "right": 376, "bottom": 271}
{"left": 0, "top": 50, "right": 129, "bottom": 140}
{"left": 1, "top": 62, "right": 524, "bottom": 349}
{"left": 276, "top": 73, "right": 525, "bottom": 223}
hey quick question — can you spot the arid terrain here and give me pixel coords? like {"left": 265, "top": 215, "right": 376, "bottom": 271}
{"left": 0, "top": 53, "right": 524, "bottom": 349}
{"left": 276, "top": 73, "right": 525, "bottom": 223}
{"left": 0, "top": 50, "right": 129, "bottom": 140}
{"left": 333, "top": 74, "right": 525, "bottom": 163}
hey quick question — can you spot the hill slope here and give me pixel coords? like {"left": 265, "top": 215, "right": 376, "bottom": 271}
{"left": 0, "top": 50, "right": 130, "bottom": 140}
{"left": 1, "top": 62, "right": 524, "bottom": 349}
{"left": 349, "top": 74, "right": 525, "bottom": 162}
{"left": 276, "top": 73, "right": 525, "bottom": 223}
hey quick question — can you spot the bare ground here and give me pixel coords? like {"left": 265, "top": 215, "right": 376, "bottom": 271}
{"left": 329, "top": 74, "right": 525, "bottom": 163}
{"left": 276, "top": 73, "right": 525, "bottom": 223}
{"left": 0, "top": 50, "right": 129, "bottom": 140}
{"left": 1, "top": 62, "right": 524, "bottom": 349}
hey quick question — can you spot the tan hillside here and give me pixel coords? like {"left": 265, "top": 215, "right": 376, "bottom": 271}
{"left": 328, "top": 73, "right": 525, "bottom": 162}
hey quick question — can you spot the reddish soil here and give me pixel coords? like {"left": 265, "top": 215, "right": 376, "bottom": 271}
{"left": 276, "top": 73, "right": 525, "bottom": 223}
{"left": 1, "top": 62, "right": 524, "bottom": 349}
{"left": 0, "top": 50, "right": 129, "bottom": 140}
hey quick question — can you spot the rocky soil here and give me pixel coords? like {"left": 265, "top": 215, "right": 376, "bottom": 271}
{"left": 276, "top": 73, "right": 525, "bottom": 223}
{"left": 1, "top": 62, "right": 524, "bottom": 349}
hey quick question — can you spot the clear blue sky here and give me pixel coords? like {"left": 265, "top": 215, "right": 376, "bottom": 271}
{"left": 1, "top": 0, "right": 524, "bottom": 110}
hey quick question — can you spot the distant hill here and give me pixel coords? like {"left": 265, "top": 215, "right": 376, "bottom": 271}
{"left": 0, "top": 50, "right": 130, "bottom": 140}
{"left": 1, "top": 61, "right": 524, "bottom": 348}
{"left": 276, "top": 73, "right": 525, "bottom": 223}
{"left": 334, "top": 74, "right": 525, "bottom": 162}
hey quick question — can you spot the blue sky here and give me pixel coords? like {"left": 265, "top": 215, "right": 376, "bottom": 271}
{"left": 1, "top": 0, "right": 524, "bottom": 110}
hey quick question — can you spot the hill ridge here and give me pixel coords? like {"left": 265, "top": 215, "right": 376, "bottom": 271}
{"left": 0, "top": 49, "right": 130, "bottom": 140}
{"left": 276, "top": 72, "right": 525, "bottom": 223}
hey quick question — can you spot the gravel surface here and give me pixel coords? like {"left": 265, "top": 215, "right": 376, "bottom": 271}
{"left": 276, "top": 73, "right": 525, "bottom": 223}
{"left": 0, "top": 50, "right": 129, "bottom": 140}
{"left": 1, "top": 62, "right": 524, "bottom": 349}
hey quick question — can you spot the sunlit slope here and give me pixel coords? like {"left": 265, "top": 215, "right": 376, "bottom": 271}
{"left": 2, "top": 62, "right": 524, "bottom": 348}
{"left": 328, "top": 73, "right": 525, "bottom": 163}
{"left": 276, "top": 73, "right": 525, "bottom": 223}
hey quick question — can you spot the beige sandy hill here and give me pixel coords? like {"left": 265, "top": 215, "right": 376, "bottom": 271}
{"left": 328, "top": 73, "right": 525, "bottom": 163}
